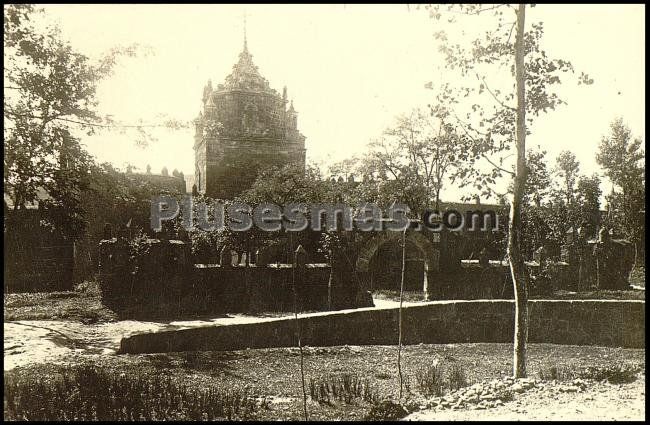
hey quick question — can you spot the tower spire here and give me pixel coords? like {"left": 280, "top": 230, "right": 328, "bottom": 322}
{"left": 243, "top": 10, "right": 248, "bottom": 52}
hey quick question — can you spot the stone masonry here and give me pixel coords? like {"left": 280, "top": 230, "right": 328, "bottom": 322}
{"left": 193, "top": 38, "right": 306, "bottom": 199}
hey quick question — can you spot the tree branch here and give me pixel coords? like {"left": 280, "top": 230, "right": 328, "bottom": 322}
{"left": 451, "top": 111, "right": 515, "bottom": 177}
{"left": 475, "top": 71, "right": 516, "bottom": 112}
{"left": 5, "top": 110, "right": 186, "bottom": 129}
{"left": 506, "top": 20, "right": 517, "bottom": 44}
{"left": 442, "top": 4, "right": 511, "bottom": 16}
{"left": 473, "top": 4, "right": 512, "bottom": 15}
{"left": 482, "top": 152, "right": 515, "bottom": 177}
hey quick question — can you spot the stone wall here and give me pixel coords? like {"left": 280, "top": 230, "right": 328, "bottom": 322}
{"left": 98, "top": 238, "right": 372, "bottom": 318}
{"left": 119, "top": 299, "right": 645, "bottom": 354}
{"left": 4, "top": 210, "right": 74, "bottom": 293}
{"left": 193, "top": 263, "right": 331, "bottom": 313}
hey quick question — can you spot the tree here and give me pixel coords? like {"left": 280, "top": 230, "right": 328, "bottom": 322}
{"left": 555, "top": 150, "right": 580, "bottom": 206}
{"left": 227, "top": 162, "right": 328, "bottom": 263}
{"left": 427, "top": 3, "right": 592, "bottom": 377}
{"left": 596, "top": 118, "right": 645, "bottom": 193}
{"left": 510, "top": 5, "right": 529, "bottom": 379}
{"left": 518, "top": 146, "right": 551, "bottom": 207}
{"left": 328, "top": 157, "right": 361, "bottom": 182}
{"left": 4, "top": 5, "right": 100, "bottom": 220}
{"left": 350, "top": 107, "right": 465, "bottom": 215}
{"left": 516, "top": 147, "right": 553, "bottom": 257}
{"left": 575, "top": 173, "right": 602, "bottom": 234}
{"left": 37, "top": 130, "right": 95, "bottom": 239}
{"left": 4, "top": 5, "right": 186, "bottom": 239}
{"left": 596, "top": 118, "right": 645, "bottom": 257}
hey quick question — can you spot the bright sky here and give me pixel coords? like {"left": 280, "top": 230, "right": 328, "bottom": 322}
{"left": 40, "top": 4, "right": 645, "bottom": 202}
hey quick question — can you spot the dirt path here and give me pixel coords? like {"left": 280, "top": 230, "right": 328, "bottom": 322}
{"left": 405, "top": 374, "right": 646, "bottom": 421}
{"left": 4, "top": 297, "right": 421, "bottom": 371}
{"left": 3, "top": 314, "right": 293, "bottom": 371}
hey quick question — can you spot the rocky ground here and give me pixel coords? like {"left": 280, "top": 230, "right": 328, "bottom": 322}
{"left": 406, "top": 374, "right": 646, "bottom": 420}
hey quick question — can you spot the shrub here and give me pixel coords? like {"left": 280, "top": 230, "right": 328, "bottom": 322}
{"left": 415, "top": 364, "right": 444, "bottom": 397}
{"left": 578, "top": 364, "right": 641, "bottom": 384}
{"left": 539, "top": 363, "right": 641, "bottom": 384}
{"left": 374, "top": 371, "right": 392, "bottom": 380}
{"left": 308, "top": 373, "right": 379, "bottom": 405}
{"left": 529, "top": 261, "right": 559, "bottom": 295}
{"left": 4, "top": 364, "right": 259, "bottom": 420}
{"left": 73, "top": 280, "right": 101, "bottom": 295}
{"left": 446, "top": 363, "right": 469, "bottom": 391}
{"left": 403, "top": 374, "right": 411, "bottom": 394}
{"left": 365, "top": 400, "right": 409, "bottom": 421}
{"left": 538, "top": 365, "right": 576, "bottom": 381}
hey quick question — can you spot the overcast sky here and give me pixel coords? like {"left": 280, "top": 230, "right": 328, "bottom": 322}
{"left": 40, "top": 4, "right": 645, "bottom": 202}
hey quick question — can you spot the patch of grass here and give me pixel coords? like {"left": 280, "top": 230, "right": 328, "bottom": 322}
{"left": 4, "top": 280, "right": 117, "bottom": 323}
{"left": 4, "top": 363, "right": 260, "bottom": 420}
{"left": 73, "top": 280, "right": 102, "bottom": 295}
{"left": 415, "top": 363, "right": 445, "bottom": 397}
{"left": 415, "top": 362, "right": 469, "bottom": 397}
{"left": 373, "top": 287, "right": 644, "bottom": 301}
{"left": 412, "top": 361, "right": 472, "bottom": 396}
{"left": 309, "top": 373, "right": 379, "bottom": 405}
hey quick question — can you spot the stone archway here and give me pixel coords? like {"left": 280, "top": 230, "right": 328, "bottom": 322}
{"left": 356, "top": 231, "right": 440, "bottom": 298}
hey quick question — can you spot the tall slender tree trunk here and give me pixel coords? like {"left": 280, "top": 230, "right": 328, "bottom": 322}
{"left": 293, "top": 246, "right": 308, "bottom": 421}
{"left": 327, "top": 249, "right": 333, "bottom": 310}
{"left": 397, "top": 226, "right": 407, "bottom": 400}
{"left": 508, "top": 3, "right": 529, "bottom": 379}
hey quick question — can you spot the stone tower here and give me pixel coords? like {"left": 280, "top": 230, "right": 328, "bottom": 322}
{"left": 193, "top": 37, "right": 306, "bottom": 199}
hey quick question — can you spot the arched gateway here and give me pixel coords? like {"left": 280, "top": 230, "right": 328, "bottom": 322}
{"left": 355, "top": 231, "right": 440, "bottom": 299}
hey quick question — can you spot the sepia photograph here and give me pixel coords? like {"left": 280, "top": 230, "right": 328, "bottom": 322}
{"left": 3, "top": 3, "right": 645, "bottom": 421}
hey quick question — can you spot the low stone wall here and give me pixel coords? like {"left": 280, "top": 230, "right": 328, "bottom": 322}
{"left": 119, "top": 299, "right": 645, "bottom": 354}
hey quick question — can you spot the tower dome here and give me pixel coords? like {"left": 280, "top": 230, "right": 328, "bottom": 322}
{"left": 193, "top": 32, "right": 306, "bottom": 199}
